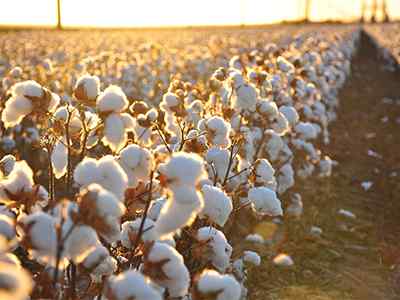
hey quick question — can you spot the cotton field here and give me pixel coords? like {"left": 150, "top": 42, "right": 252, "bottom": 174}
{"left": 3, "top": 23, "right": 395, "bottom": 300}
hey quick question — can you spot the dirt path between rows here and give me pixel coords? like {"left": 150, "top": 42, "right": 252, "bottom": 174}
{"left": 248, "top": 29, "right": 400, "bottom": 300}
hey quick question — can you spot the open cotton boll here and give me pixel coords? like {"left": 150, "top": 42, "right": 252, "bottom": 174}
{"left": 160, "top": 92, "right": 179, "bottom": 112}
{"left": 319, "top": 155, "right": 334, "bottom": 177}
{"left": 0, "top": 214, "right": 16, "bottom": 242}
{"left": 0, "top": 161, "right": 34, "bottom": 203}
{"left": 264, "top": 130, "right": 284, "bottom": 162}
{"left": 243, "top": 251, "right": 261, "bottom": 266}
{"left": 73, "top": 74, "right": 100, "bottom": 104}
{"left": 147, "top": 197, "right": 167, "bottom": 221}
{"left": 143, "top": 242, "right": 190, "bottom": 298}
{"left": 9, "top": 66, "right": 23, "bottom": 78}
{"left": 279, "top": 105, "right": 299, "bottom": 127}
{"left": 277, "top": 163, "right": 295, "bottom": 195}
{"left": 152, "top": 186, "right": 203, "bottom": 239}
{"left": 194, "top": 269, "right": 241, "bottom": 300}
{"left": 232, "top": 83, "right": 257, "bottom": 112}
{"left": 0, "top": 155, "right": 16, "bottom": 177}
{"left": 204, "top": 116, "right": 231, "bottom": 148}
{"left": 158, "top": 152, "right": 207, "bottom": 187}
{"left": 197, "top": 227, "right": 232, "bottom": 272}
{"left": 258, "top": 99, "right": 278, "bottom": 117}
{"left": 271, "top": 112, "right": 290, "bottom": 136}
{"left": 295, "top": 122, "right": 318, "bottom": 140}
{"left": 0, "top": 261, "right": 33, "bottom": 300}
{"left": 18, "top": 212, "right": 58, "bottom": 266}
{"left": 105, "top": 270, "right": 162, "bottom": 300}
{"left": 81, "top": 245, "right": 117, "bottom": 282}
{"left": 200, "top": 184, "right": 232, "bottom": 227}
{"left": 254, "top": 159, "right": 275, "bottom": 185}
{"left": 74, "top": 156, "right": 128, "bottom": 201}
{"left": 65, "top": 225, "right": 100, "bottom": 264}
{"left": 75, "top": 183, "right": 126, "bottom": 243}
{"left": 248, "top": 187, "right": 282, "bottom": 216}
{"left": 205, "top": 147, "right": 230, "bottom": 182}
{"left": 273, "top": 253, "right": 294, "bottom": 267}
{"left": 102, "top": 113, "right": 127, "bottom": 153}
{"left": 118, "top": 144, "right": 153, "bottom": 188}
{"left": 1, "top": 92, "right": 33, "bottom": 128}
{"left": 51, "top": 140, "right": 68, "bottom": 179}
{"left": 96, "top": 85, "right": 128, "bottom": 113}
{"left": 277, "top": 56, "right": 295, "bottom": 73}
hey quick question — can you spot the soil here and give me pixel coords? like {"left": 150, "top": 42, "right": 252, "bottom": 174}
{"left": 246, "top": 29, "right": 400, "bottom": 300}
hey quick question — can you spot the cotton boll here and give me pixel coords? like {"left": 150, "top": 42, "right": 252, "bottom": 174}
{"left": 51, "top": 140, "right": 68, "bottom": 179}
{"left": 0, "top": 261, "right": 33, "bottom": 300}
{"left": 279, "top": 105, "right": 299, "bottom": 127}
{"left": 203, "top": 116, "right": 231, "bottom": 148}
{"left": 264, "top": 130, "right": 284, "bottom": 162}
{"left": 75, "top": 183, "right": 126, "bottom": 243}
{"left": 277, "top": 56, "right": 295, "bottom": 73}
{"left": 143, "top": 242, "right": 190, "bottom": 298}
{"left": 258, "top": 99, "right": 278, "bottom": 117}
{"left": 277, "top": 163, "right": 295, "bottom": 195}
{"left": 319, "top": 155, "right": 333, "bottom": 177}
{"left": 65, "top": 225, "right": 100, "bottom": 264}
{"left": 273, "top": 253, "right": 294, "bottom": 267}
{"left": 81, "top": 245, "right": 117, "bottom": 282}
{"left": 73, "top": 74, "right": 100, "bottom": 104}
{"left": 193, "top": 269, "right": 241, "bottom": 300}
{"left": 158, "top": 152, "right": 207, "bottom": 187}
{"left": 74, "top": 156, "right": 128, "bottom": 201}
{"left": 200, "top": 184, "right": 233, "bottom": 227}
{"left": 197, "top": 227, "right": 232, "bottom": 272}
{"left": 271, "top": 112, "right": 290, "bottom": 136}
{"left": 243, "top": 250, "right": 261, "bottom": 266}
{"left": 120, "top": 218, "right": 175, "bottom": 248}
{"left": 18, "top": 212, "right": 58, "bottom": 266}
{"left": 295, "top": 122, "right": 317, "bottom": 140}
{"left": 147, "top": 197, "right": 167, "bottom": 221}
{"left": 0, "top": 161, "right": 34, "bottom": 203}
{"left": 254, "top": 159, "right": 275, "bottom": 186}
{"left": 205, "top": 147, "right": 230, "bottom": 182}
{"left": 96, "top": 85, "right": 128, "bottom": 113}
{"left": 248, "top": 187, "right": 283, "bottom": 216}
{"left": 0, "top": 155, "right": 16, "bottom": 177}
{"left": 103, "top": 113, "right": 127, "bottom": 153}
{"left": 118, "top": 144, "right": 153, "bottom": 188}
{"left": 9, "top": 66, "right": 23, "bottom": 78}
{"left": 232, "top": 83, "right": 257, "bottom": 112}
{"left": 105, "top": 270, "right": 162, "bottom": 300}
{"left": 0, "top": 214, "right": 16, "bottom": 242}
{"left": 152, "top": 186, "right": 203, "bottom": 239}
{"left": 286, "top": 193, "right": 303, "bottom": 218}
{"left": 245, "top": 234, "right": 264, "bottom": 244}
{"left": 1, "top": 94, "right": 32, "bottom": 128}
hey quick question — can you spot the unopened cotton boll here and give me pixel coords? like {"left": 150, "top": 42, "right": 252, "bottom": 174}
{"left": 96, "top": 85, "right": 129, "bottom": 113}
{"left": 248, "top": 187, "right": 283, "bottom": 216}
{"left": 105, "top": 270, "right": 162, "bottom": 300}
{"left": 193, "top": 269, "right": 241, "bottom": 300}
{"left": 143, "top": 242, "right": 190, "bottom": 298}
{"left": 200, "top": 184, "right": 232, "bottom": 227}
{"left": 197, "top": 226, "right": 232, "bottom": 272}
{"left": 0, "top": 261, "right": 33, "bottom": 300}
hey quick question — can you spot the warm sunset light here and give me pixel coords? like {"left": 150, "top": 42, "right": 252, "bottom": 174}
{"left": 1, "top": 0, "right": 399, "bottom": 27}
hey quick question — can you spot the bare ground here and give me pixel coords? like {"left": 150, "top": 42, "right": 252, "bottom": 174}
{"left": 244, "top": 30, "right": 400, "bottom": 300}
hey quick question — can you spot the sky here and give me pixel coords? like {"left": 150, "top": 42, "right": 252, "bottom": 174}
{"left": 0, "top": 0, "right": 399, "bottom": 27}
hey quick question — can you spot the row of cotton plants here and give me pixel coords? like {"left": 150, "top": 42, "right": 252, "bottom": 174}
{"left": 0, "top": 27, "right": 360, "bottom": 300}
